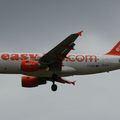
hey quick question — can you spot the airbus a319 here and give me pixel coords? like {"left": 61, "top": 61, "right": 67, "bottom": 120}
{"left": 1, "top": 31, "right": 120, "bottom": 91}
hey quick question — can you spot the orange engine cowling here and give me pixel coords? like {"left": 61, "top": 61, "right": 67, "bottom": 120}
{"left": 22, "top": 76, "right": 46, "bottom": 88}
{"left": 21, "top": 60, "right": 39, "bottom": 72}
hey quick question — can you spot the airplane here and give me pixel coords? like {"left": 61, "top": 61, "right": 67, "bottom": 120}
{"left": 0, "top": 31, "right": 120, "bottom": 91}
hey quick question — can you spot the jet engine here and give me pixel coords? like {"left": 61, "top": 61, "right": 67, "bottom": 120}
{"left": 21, "top": 60, "right": 40, "bottom": 72}
{"left": 22, "top": 76, "right": 46, "bottom": 88}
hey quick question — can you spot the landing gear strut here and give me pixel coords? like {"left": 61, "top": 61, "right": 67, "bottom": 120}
{"left": 51, "top": 74, "right": 58, "bottom": 92}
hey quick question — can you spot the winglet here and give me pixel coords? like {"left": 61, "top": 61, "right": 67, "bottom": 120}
{"left": 76, "top": 31, "right": 83, "bottom": 36}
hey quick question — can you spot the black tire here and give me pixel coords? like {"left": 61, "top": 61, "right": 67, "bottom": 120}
{"left": 51, "top": 84, "right": 57, "bottom": 91}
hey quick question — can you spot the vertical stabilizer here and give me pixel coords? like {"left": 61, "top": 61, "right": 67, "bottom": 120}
{"left": 106, "top": 41, "right": 120, "bottom": 56}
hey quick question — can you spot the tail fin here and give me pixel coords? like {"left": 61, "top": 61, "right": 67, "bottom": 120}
{"left": 106, "top": 41, "right": 120, "bottom": 56}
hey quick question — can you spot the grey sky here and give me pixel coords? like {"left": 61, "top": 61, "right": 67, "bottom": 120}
{"left": 0, "top": 0, "right": 120, "bottom": 120}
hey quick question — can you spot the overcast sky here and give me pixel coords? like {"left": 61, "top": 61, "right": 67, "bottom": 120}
{"left": 0, "top": 0, "right": 120, "bottom": 120}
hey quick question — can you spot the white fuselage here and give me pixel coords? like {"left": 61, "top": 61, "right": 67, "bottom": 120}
{"left": 0, "top": 53, "right": 119, "bottom": 77}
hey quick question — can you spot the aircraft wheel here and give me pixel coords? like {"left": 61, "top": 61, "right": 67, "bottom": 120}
{"left": 51, "top": 84, "right": 57, "bottom": 91}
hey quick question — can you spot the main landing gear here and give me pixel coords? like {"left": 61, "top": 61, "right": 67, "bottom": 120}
{"left": 51, "top": 74, "right": 58, "bottom": 92}
{"left": 51, "top": 84, "right": 57, "bottom": 91}
{"left": 50, "top": 74, "right": 76, "bottom": 91}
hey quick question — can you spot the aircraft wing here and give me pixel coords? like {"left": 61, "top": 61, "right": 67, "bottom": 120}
{"left": 39, "top": 31, "right": 83, "bottom": 70}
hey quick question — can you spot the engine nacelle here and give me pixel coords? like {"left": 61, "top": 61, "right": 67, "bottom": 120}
{"left": 22, "top": 76, "right": 46, "bottom": 88}
{"left": 21, "top": 60, "right": 39, "bottom": 72}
